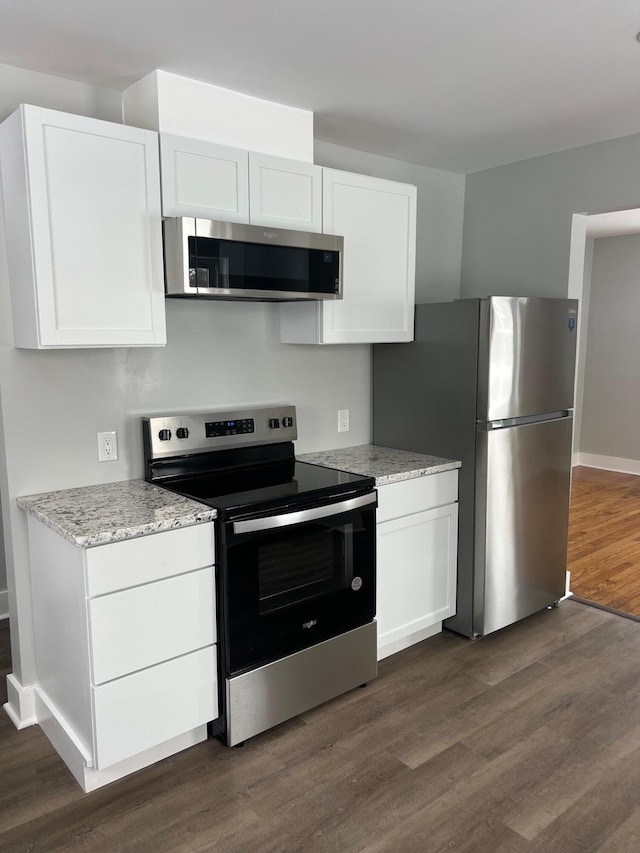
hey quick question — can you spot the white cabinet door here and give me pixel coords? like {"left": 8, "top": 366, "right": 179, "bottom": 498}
{"left": 160, "top": 134, "right": 249, "bottom": 221}
{"left": 0, "top": 105, "right": 166, "bottom": 348}
{"left": 377, "top": 503, "right": 458, "bottom": 660}
{"left": 280, "top": 169, "right": 416, "bottom": 344}
{"left": 248, "top": 152, "right": 322, "bottom": 231}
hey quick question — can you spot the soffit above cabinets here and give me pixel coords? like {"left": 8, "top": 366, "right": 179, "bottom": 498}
{"left": 122, "top": 70, "right": 314, "bottom": 163}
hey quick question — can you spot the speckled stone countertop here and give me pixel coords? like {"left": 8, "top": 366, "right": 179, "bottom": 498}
{"left": 297, "top": 445, "right": 460, "bottom": 486}
{"left": 17, "top": 480, "right": 216, "bottom": 548}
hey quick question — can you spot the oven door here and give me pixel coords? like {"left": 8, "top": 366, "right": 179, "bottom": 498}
{"left": 221, "top": 491, "right": 377, "bottom": 675}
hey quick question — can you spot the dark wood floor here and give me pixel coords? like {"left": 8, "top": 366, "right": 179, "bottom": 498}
{"left": 568, "top": 466, "right": 640, "bottom": 617}
{"left": 2, "top": 601, "right": 640, "bottom": 852}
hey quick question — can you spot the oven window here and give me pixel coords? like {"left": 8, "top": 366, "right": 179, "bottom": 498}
{"left": 224, "top": 499, "right": 376, "bottom": 674}
{"left": 258, "top": 521, "right": 354, "bottom": 615}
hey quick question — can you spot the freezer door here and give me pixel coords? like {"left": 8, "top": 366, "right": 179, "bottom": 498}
{"left": 478, "top": 297, "right": 578, "bottom": 421}
{"left": 474, "top": 414, "right": 573, "bottom": 636}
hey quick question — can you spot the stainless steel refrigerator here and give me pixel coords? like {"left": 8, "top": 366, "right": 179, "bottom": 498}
{"left": 373, "top": 296, "right": 578, "bottom": 638}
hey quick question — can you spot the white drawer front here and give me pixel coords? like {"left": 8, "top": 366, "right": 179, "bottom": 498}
{"left": 85, "top": 523, "right": 215, "bottom": 596}
{"left": 89, "top": 566, "right": 216, "bottom": 684}
{"left": 92, "top": 645, "right": 217, "bottom": 769}
{"left": 376, "top": 470, "right": 458, "bottom": 523}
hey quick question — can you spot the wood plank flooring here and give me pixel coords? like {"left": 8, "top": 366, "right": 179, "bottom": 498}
{"left": 568, "top": 466, "right": 640, "bottom": 617}
{"left": 2, "top": 601, "right": 640, "bottom": 852}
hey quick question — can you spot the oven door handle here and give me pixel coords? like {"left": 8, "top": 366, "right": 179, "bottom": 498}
{"left": 232, "top": 492, "right": 377, "bottom": 534}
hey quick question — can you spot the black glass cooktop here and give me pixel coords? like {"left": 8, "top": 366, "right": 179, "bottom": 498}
{"left": 162, "top": 459, "right": 374, "bottom": 518}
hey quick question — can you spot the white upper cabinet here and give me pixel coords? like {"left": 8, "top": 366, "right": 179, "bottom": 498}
{"left": 0, "top": 105, "right": 166, "bottom": 348}
{"left": 280, "top": 169, "right": 417, "bottom": 344}
{"left": 248, "top": 152, "right": 322, "bottom": 232}
{"left": 160, "top": 135, "right": 250, "bottom": 221}
{"left": 159, "top": 135, "right": 322, "bottom": 232}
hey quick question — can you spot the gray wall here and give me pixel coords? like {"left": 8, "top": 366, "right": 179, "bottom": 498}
{"left": 315, "top": 141, "right": 465, "bottom": 303}
{"left": 461, "top": 133, "right": 640, "bottom": 298}
{"left": 0, "top": 66, "right": 466, "bottom": 685}
{"left": 580, "top": 234, "right": 640, "bottom": 461}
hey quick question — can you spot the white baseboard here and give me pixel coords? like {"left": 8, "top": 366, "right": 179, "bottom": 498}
{"left": 35, "top": 685, "right": 208, "bottom": 792}
{"left": 0, "top": 589, "right": 8, "bottom": 620}
{"left": 3, "top": 673, "right": 37, "bottom": 729}
{"left": 35, "top": 686, "right": 93, "bottom": 786}
{"left": 378, "top": 622, "right": 442, "bottom": 661}
{"left": 573, "top": 452, "right": 640, "bottom": 475}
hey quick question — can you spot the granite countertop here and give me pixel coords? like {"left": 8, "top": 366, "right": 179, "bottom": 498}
{"left": 297, "top": 444, "right": 460, "bottom": 486}
{"left": 17, "top": 480, "right": 216, "bottom": 548}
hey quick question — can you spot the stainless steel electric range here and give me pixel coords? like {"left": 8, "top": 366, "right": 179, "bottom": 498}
{"left": 142, "top": 404, "right": 377, "bottom": 746}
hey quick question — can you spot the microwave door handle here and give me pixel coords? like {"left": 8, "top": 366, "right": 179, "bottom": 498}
{"left": 232, "top": 492, "right": 377, "bottom": 534}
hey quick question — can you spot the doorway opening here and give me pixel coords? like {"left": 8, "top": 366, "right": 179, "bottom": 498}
{"left": 566, "top": 210, "right": 640, "bottom": 618}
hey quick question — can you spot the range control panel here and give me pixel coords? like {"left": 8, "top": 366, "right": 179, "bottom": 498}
{"left": 205, "top": 418, "right": 255, "bottom": 438}
{"left": 143, "top": 405, "right": 297, "bottom": 459}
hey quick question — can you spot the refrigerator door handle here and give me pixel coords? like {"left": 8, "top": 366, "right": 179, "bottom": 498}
{"left": 477, "top": 410, "right": 571, "bottom": 431}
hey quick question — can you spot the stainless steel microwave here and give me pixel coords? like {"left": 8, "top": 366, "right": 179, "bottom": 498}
{"left": 163, "top": 218, "right": 343, "bottom": 301}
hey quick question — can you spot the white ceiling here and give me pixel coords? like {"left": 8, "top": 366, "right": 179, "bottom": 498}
{"left": 0, "top": 0, "right": 639, "bottom": 174}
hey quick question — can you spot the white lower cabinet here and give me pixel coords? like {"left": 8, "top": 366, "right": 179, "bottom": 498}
{"left": 376, "top": 471, "right": 458, "bottom": 660}
{"left": 27, "top": 518, "right": 218, "bottom": 791}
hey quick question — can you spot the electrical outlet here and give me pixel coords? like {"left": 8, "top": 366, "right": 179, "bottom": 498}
{"left": 97, "top": 431, "right": 118, "bottom": 462}
{"left": 338, "top": 409, "right": 350, "bottom": 433}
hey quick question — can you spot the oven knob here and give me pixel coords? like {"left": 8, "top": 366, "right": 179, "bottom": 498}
{"left": 158, "top": 429, "right": 172, "bottom": 441}
{"left": 269, "top": 418, "right": 280, "bottom": 429}
{"left": 282, "top": 416, "right": 293, "bottom": 428}
{"left": 176, "top": 427, "right": 189, "bottom": 439}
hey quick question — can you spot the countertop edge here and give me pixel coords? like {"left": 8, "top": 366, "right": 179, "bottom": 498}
{"left": 298, "top": 444, "right": 461, "bottom": 486}
{"left": 373, "top": 460, "right": 461, "bottom": 486}
{"left": 17, "top": 482, "right": 217, "bottom": 548}
{"left": 20, "top": 507, "right": 217, "bottom": 548}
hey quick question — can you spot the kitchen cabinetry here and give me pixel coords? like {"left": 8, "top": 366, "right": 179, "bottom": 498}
{"left": 376, "top": 470, "right": 458, "bottom": 660}
{"left": 160, "top": 134, "right": 322, "bottom": 231}
{"left": 27, "top": 520, "right": 217, "bottom": 791}
{"left": 160, "top": 135, "right": 250, "bottom": 222}
{"left": 0, "top": 105, "right": 166, "bottom": 348}
{"left": 280, "top": 169, "right": 417, "bottom": 344}
{"left": 248, "top": 152, "right": 322, "bottom": 231}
